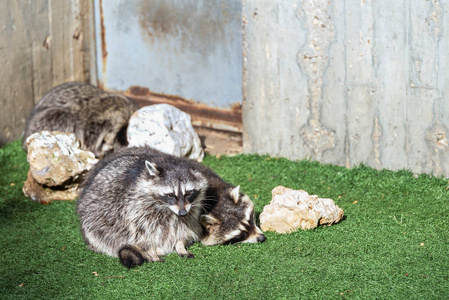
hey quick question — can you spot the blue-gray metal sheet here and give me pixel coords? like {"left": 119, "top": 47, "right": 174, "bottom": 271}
{"left": 94, "top": 0, "right": 242, "bottom": 109}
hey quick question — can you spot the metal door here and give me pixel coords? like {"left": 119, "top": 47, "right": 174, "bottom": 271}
{"left": 93, "top": 0, "right": 243, "bottom": 130}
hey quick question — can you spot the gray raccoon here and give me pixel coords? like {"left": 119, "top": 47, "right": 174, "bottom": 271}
{"left": 23, "top": 81, "right": 138, "bottom": 158}
{"left": 199, "top": 179, "right": 266, "bottom": 246}
{"left": 140, "top": 147, "right": 266, "bottom": 246}
{"left": 76, "top": 147, "right": 207, "bottom": 268}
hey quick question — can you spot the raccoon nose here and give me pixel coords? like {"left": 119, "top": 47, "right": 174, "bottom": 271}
{"left": 257, "top": 234, "right": 266, "bottom": 243}
{"left": 178, "top": 209, "right": 187, "bottom": 217}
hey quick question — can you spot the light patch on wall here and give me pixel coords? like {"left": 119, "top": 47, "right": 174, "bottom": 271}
{"left": 138, "top": 0, "right": 229, "bottom": 56}
{"left": 297, "top": 0, "right": 336, "bottom": 160}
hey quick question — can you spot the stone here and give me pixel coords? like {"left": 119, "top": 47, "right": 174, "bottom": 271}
{"left": 22, "top": 131, "right": 98, "bottom": 203}
{"left": 22, "top": 171, "right": 78, "bottom": 203}
{"left": 127, "top": 104, "right": 204, "bottom": 161}
{"left": 259, "top": 186, "right": 344, "bottom": 233}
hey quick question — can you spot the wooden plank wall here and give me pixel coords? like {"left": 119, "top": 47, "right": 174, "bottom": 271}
{"left": 0, "top": 0, "right": 95, "bottom": 146}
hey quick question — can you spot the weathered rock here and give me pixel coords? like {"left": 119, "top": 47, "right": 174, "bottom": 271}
{"left": 22, "top": 131, "right": 98, "bottom": 203}
{"left": 127, "top": 104, "right": 204, "bottom": 161}
{"left": 260, "top": 186, "right": 344, "bottom": 233}
{"left": 22, "top": 171, "right": 78, "bottom": 203}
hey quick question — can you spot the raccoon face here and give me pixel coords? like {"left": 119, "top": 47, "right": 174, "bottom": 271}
{"left": 145, "top": 160, "right": 206, "bottom": 217}
{"left": 161, "top": 189, "right": 200, "bottom": 216}
{"left": 200, "top": 186, "right": 266, "bottom": 245}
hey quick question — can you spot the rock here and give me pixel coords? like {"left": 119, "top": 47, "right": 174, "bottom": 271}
{"left": 22, "top": 171, "right": 78, "bottom": 203}
{"left": 260, "top": 186, "right": 344, "bottom": 233}
{"left": 22, "top": 131, "right": 98, "bottom": 203}
{"left": 127, "top": 104, "right": 204, "bottom": 161}
{"left": 26, "top": 130, "right": 98, "bottom": 186}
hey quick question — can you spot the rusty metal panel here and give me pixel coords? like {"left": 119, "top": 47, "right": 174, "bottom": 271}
{"left": 125, "top": 86, "right": 242, "bottom": 132}
{"left": 94, "top": 0, "right": 243, "bottom": 111}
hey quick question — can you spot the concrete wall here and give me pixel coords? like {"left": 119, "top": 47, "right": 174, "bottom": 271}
{"left": 243, "top": 0, "right": 449, "bottom": 176}
{"left": 0, "top": 0, "right": 94, "bottom": 146}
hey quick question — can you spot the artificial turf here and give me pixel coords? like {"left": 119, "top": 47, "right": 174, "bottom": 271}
{"left": 1, "top": 139, "right": 448, "bottom": 299}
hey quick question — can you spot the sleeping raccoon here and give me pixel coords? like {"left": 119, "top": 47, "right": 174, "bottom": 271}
{"left": 23, "top": 81, "right": 138, "bottom": 158}
{"left": 140, "top": 147, "right": 266, "bottom": 246}
{"left": 199, "top": 180, "right": 266, "bottom": 246}
{"left": 77, "top": 147, "right": 207, "bottom": 268}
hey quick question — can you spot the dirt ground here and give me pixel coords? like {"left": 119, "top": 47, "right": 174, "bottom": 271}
{"left": 194, "top": 127, "right": 242, "bottom": 156}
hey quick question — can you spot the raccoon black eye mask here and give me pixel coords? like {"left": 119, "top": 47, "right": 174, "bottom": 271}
{"left": 200, "top": 185, "right": 266, "bottom": 246}
{"left": 77, "top": 146, "right": 207, "bottom": 268}
{"left": 161, "top": 189, "right": 199, "bottom": 216}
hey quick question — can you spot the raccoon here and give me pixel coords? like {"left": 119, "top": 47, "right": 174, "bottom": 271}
{"left": 76, "top": 146, "right": 207, "bottom": 268}
{"left": 23, "top": 81, "right": 138, "bottom": 158}
{"left": 140, "top": 147, "right": 266, "bottom": 246}
{"left": 199, "top": 180, "right": 266, "bottom": 246}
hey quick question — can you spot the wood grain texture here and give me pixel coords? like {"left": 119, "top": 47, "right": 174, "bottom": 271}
{"left": 0, "top": 0, "right": 91, "bottom": 146}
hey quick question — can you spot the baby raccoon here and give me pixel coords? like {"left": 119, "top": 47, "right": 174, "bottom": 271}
{"left": 141, "top": 147, "right": 266, "bottom": 246}
{"left": 23, "top": 81, "right": 138, "bottom": 158}
{"left": 77, "top": 147, "right": 207, "bottom": 268}
{"left": 200, "top": 182, "right": 266, "bottom": 246}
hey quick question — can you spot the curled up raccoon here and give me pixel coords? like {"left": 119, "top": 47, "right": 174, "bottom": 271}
{"left": 200, "top": 184, "right": 266, "bottom": 246}
{"left": 77, "top": 147, "right": 207, "bottom": 268}
{"left": 23, "top": 81, "right": 138, "bottom": 158}
{"left": 77, "top": 147, "right": 265, "bottom": 267}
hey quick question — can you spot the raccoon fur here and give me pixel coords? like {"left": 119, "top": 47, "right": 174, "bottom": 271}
{"left": 23, "top": 81, "right": 138, "bottom": 158}
{"left": 140, "top": 147, "right": 266, "bottom": 246}
{"left": 76, "top": 146, "right": 207, "bottom": 268}
{"left": 199, "top": 179, "right": 266, "bottom": 246}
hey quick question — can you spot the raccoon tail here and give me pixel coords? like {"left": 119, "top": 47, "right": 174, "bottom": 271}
{"left": 118, "top": 245, "right": 146, "bottom": 268}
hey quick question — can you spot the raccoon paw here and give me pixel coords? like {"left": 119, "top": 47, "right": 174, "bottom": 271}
{"left": 118, "top": 245, "right": 145, "bottom": 268}
{"left": 179, "top": 252, "right": 194, "bottom": 259}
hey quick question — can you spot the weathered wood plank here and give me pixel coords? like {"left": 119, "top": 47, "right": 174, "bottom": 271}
{"left": 0, "top": 1, "right": 34, "bottom": 144}
{"left": 0, "top": 0, "right": 90, "bottom": 146}
{"left": 28, "top": 0, "right": 53, "bottom": 102}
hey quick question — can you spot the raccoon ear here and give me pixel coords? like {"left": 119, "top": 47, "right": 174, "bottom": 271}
{"left": 230, "top": 186, "right": 240, "bottom": 204}
{"left": 145, "top": 160, "right": 159, "bottom": 176}
{"left": 200, "top": 214, "right": 221, "bottom": 226}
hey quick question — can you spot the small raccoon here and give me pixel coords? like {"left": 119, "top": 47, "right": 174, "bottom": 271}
{"left": 23, "top": 81, "right": 138, "bottom": 158}
{"left": 200, "top": 181, "right": 266, "bottom": 246}
{"left": 141, "top": 147, "right": 266, "bottom": 246}
{"left": 76, "top": 147, "right": 207, "bottom": 268}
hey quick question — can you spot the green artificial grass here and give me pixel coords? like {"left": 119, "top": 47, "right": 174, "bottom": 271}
{"left": 1, "top": 139, "right": 448, "bottom": 299}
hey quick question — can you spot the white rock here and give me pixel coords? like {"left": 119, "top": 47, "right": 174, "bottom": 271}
{"left": 260, "top": 186, "right": 344, "bottom": 233}
{"left": 127, "top": 104, "right": 204, "bottom": 161}
{"left": 25, "top": 131, "right": 98, "bottom": 186}
{"left": 23, "top": 131, "right": 98, "bottom": 202}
